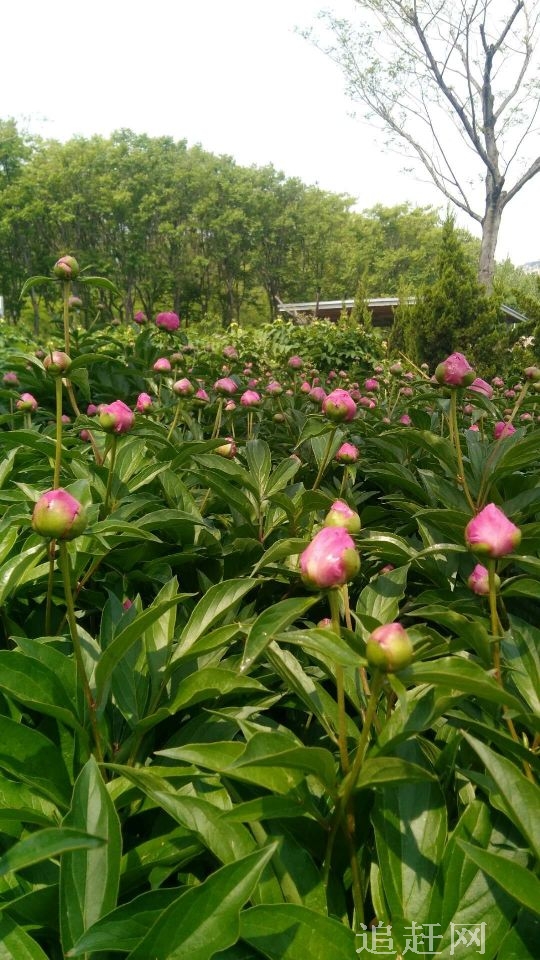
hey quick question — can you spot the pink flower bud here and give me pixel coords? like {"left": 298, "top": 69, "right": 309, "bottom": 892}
{"left": 469, "top": 378, "right": 493, "bottom": 400}
{"left": 214, "top": 377, "right": 237, "bottom": 395}
{"left": 468, "top": 424, "right": 480, "bottom": 432}
{"left": 87, "top": 403, "right": 99, "bottom": 416}
{"left": 136, "top": 392, "right": 153, "bottom": 413}
{"left": 3, "top": 371, "right": 19, "bottom": 385}
{"left": 493, "top": 421, "right": 516, "bottom": 440}
{"left": 44, "top": 351, "right": 71, "bottom": 376}
{"left": 134, "top": 310, "right": 147, "bottom": 324}
{"left": 300, "top": 381, "right": 312, "bottom": 394}
{"left": 247, "top": 378, "right": 259, "bottom": 389}
{"left": 193, "top": 388, "right": 210, "bottom": 405}
{"left": 155, "top": 311, "right": 180, "bottom": 331}
{"left": 32, "top": 488, "right": 87, "bottom": 540}
{"left": 317, "top": 617, "right": 332, "bottom": 628}
{"left": 389, "top": 362, "right": 403, "bottom": 377}
{"left": 364, "top": 378, "right": 379, "bottom": 392}
{"left": 524, "top": 366, "right": 540, "bottom": 382}
{"left": 491, "top": 376, "right": 504, "bottom": 388}
{"left": 366, "top": 622, "right": 413, "bottom": 673}
{"left": 288, "top": 355, "right": 303, "bottom": 369}
{"left": 215, "top": 437, "right": 237, "bottom": 458}
{"left": 222, "top": 345, "right": 238, "bottom": 360}
{"left": 16, "top": 392, "right": 38, "bottom": 412}
{"left": 99, "top": 400, "right": 135, "bottom": 434}
{"left": 434, "top": 352, "right": 475, "bottom": 387}
{"left": 300, "top": 526, "right": 360, "bottom": 590}
{"left": 68, "top": 295, "right": 83, "bottom": 309}
{"left": 399, "top": 414, "right": 412, "bottom": 425}
{"left": 504, "top": 389, "right": 516, "bottom": 400}
{"left": 240, "top": 390, "right": 261, "bottom": 407}
{"left": 61, "top": 414, "right": 71, "bottom": 424}
{"left": 153, "top": 358, "right": 172, "bottom": 373}
{"left": 172, "top": 378, "right": 194, "bottom": 397}
{"left": 322, "top": 388, "right": 356, "bottom": 423}
{"left": 308, "top": 387, "right": 326, "bottom": 405}
{"left": 53, "top": 255, "right": 79, "bottom": 280}
{"left": 266, "top": 380, "right": 283, "bottom": 396}
{"left": 465, "top": 503, "right": 521, "bottom": 558}
{"left": 324, "top": 500, "right": 361, "bottom": 534}
{"left": 335, "top": 442, "right": 360, "bottom": 464}
{"left": 79, "top": 429, "right": 90, "bottom": 442}
{"left": 122, "top": 598, "right": 133, "bottom": 610}
{"left": 468, "top": 563, "right": 500, "bottom": 596}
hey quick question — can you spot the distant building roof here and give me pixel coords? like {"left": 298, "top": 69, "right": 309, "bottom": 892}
{"left": 277, "top": 297, "right": 528, "bottom": 325}
{"left": 522, "top": 260, "right": 540, "bottom": 274}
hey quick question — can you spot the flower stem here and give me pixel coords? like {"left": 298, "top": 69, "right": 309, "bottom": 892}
{"left": 53, "top": 377, "right": 63, "bottom": 489}
{"left": 58, "top": 542, "right": 103, "bottom": 762}
{"left": 167, "top": 400, "right": 182, "bottom": 441}
{"left": 103, "top": 435, "right": 118, "bottom": 516}
{"left": 211, "top": 398, "right": 224, "bottom": 439}
{"left": 63, "top": 280, "right": 71, "bottom": 354}
{"left": 328, "top": 589, "right": 349, "bottom": 775}
{"left": 450, "top": 390, "right": 476, "bottom": 514}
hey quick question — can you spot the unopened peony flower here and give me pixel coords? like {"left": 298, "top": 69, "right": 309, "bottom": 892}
{"left": 214, "top": 377, "right": 237, "bottom": 395}
{"left": 324, "top": 500, "right": 361, "bottom": 534}
{"left": 87, "top": 403, "right": 99, "bottom": 416}
{"left": 504, "top": 389, "right": 516, "bottom": 400}
{"left": 134, "top": 310, "right": 147, "bottom": 324}
{"left": 364, "top": 378, "right": 379, "bottom": 392}
{"left": 79, "top": 429, "right": 91, "bottom": 442}
{"left": 389, "top": 362, "right": 403, "bottom": 377}
{"left": 300, "top": 526, "right": 360, "bottom": 590}
{"left": 465, "top": 503, "right": 521, "bottom": 558}
{"left": 300, "top": 381, "right": 312, "bottom": 394}
{"left": 68, "top": 295, "right": 83, "bottom": 309}
{"left": 32, "top": 488, "right": 87, "bottom": 540}
{"left": 61, "top": 415, "right": 71, "bottom": 424}
{"left": 53, "top": 255, "right": 79, "bottom": 280}
{"left": 247, "top": 378, "right": 259, "bottom": 388}
{"left": 224, "top": 400, "right": 236, "bottom": 412}
{"left": 366, "top": 623, "right": 413, "bottom": 673}
{"left": 469, "top": 378, "right": 493, "bottom": 400}
{"left": 468, "top": 563, "right": 500, "bottom": 596}
{"left": 524, "top": 366, "right": 540, "bottom": 382}
{"left": 380, "top": 564, "right": 395, "bottom": 574}
{"left": 327, "top": 371, "right": 337, "bottom": 381}
{"left": 155, "top": 311, "right": 180, "bottom": 331}
{"left": 266, "top": 380, "right": 283, "bottom": 396}
{"left": 153, "top": 358, "right": 172, "bottom": 373}
{"left": 468, "top": 424, "right": 480, "bottom": 432}
{"left": 16, "top": 392, "right": 38, "bottom": 412}
{"left": 136, "top": 392, "right": 153, "bottom": 413}
{"left": 222, "top": 345, "right": 238, "bottom": 360}
{"left": 44, "top": 351, "right": 71, "bottom": 376}
{"left": 322, "top": 388, "right": 356, "bottom": 422}
{"left": 434, "top": 352, "right": 475, "bottom": 387}
{"left": 215, "top": 437, "right": 237, "bottom": 458}
{"left": 491, "top": 376, "right": 505, "bottom": 388}
{"left": 193, "top": 388, "right": 210, "bottom": 405}
{"left": 240, "top": 390, "right": 261, "bottom": 406}
{"left": 288, "top": 355, "right": 303, "bottom": 369}
{"left": 520, "top": 413, "right": 533, "bottom": 422}
{"left": 399, "top": 414, "right": 412, "bottom": 425}
{"left": 308, "top": 386, "right": 326, "bottom": 405}
{"left": 493, "top": 421, "right": 516, "bottom": 440}
{"left": 317, "top": 617, "right": 332, "bottom": 628}
{"left": 335, "top": 442, "right": 360, "bottom": 464}
{"left": 400, "top": 387, "right": 413, "bottom": 398}
{"left": 99, "top": 400, "right": 135, "bottom": 434}
{"left": 2, "top": 371, "right": 19, "bottom": 385}
{"left": 173, "top": 378, "right": 194, "bottom": 397}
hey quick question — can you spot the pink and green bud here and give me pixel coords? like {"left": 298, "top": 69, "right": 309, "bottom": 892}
{"left": 308, "top": 386, "right": 326, "bottom": 405}
{"left": 68, "top": 295, "right": 82, "bottom": 309}
{"left": 364, "top": 378, "right": 379, "bottom": 392}
{"left": 2, "top": 371, "right": 19, "bottom": 385}
{"left": 173, "top": 377, "right": 194, "bottom": 397}
{"left": 99, "top": 400, "right": 135, "bottom": 434}
{"left": 32, "top": 488, "right": 87, "bottom": 541}
{"left": 153, "top": 357, "right": 171, "bottom": 373}
{"left": 468, "top": 563, "right": 500, "bottom": 596}
{"left": 324, "top": 500, "right": 361, "bottom": 534}
{"left": 266, "top": 380, "right": 283, "bottom": 396}
{"left": 322, "top": 388, "right": 356, "bottom": 423}
{"left": 300, "top": 526, "right": 360, "bottom": 590}
{"left": 222, "top": 345, "right": 238, "bottom": 360}
{"left": 134, "top": 310, "right": 147, "bottom": 324}
{"left": 240, "top": 389, "right": 261, "bottom": 407}
{"left": 214, "top": 377, "right": 237, "bottom": 395}
{"left": 17, "top": 392, "right": 38, "bottom": 412}
{"left": 389, "top": 362, "right": 403, "bottom": 377}
{"left": 434, "top": 352, "right": 475, "bottom": 387}
{"left": 366, "top": 622, "right": 413, "bottom": 673}
{"left": 493, "top": 421, "right": 516, "bottom": 440}
{"left": 469, "top": 377, "right": 493, "bottom": 400}
{"left": 288, "top": 355, "right": 304, "bottom": 370}
{"left": 524, "top": 366, "right": 540, "bottom": 382}
{"left": 53, "top": 255, "right": 80, "bottom": 280}
{"left": 155, "top": 311, "right": 180, "bottom": 331}
{"left": 44, "top": 351, "right": 71, "bottom": 376}
{"left": 136, "top": 392, "right": 153, "bottom": 413}
{"left": 193, "top": 388, "right": 210, "bottom": 405}
{"left": 215, "top": 437, "right": 237, "bottom": 458}
{"left": 335, "top": 442, "right": 360, "bottom": 464}
{"left": 465, "top": 503, "right": 521, "bottom": 558}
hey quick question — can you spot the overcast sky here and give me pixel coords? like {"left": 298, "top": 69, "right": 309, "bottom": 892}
{"left": 3, "top": 0, "right": 539, "bottom": 267}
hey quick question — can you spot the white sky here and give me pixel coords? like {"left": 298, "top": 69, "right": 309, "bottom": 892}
{"left": 3, "top": 0, "right": 539, "bottom": 267}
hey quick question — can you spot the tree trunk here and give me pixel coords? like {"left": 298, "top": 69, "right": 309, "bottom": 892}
{"left": 478, "top": 198, "right": 503, "bottom": 293}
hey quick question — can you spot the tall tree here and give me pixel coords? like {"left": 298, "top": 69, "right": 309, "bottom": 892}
{"left": 308, "top": 1, "right": 540, "bottom": 290}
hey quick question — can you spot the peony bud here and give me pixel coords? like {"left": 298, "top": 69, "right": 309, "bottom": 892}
{"left": 222, "top": 345, "right": 238, "bottom": 360}
{"left": 44, "top": 351, "right": 71, "bottom": 376}
{"left": 335, "top": 442, "right": 360, "bottom": 464}
{"left": 288, "top": 355, "right": 303, "bottom": 370}
{"left": 324, "top": 500, "right": 361, "bottom": 534}
{"left": 434, "top": 352, "right": 475, "bottom": 387}
{"left": 366, "top": 622, "right": 413, "bottom": 673}
{"left": 136, "top": 392, "right": 153, "bottom": 413}
{"left": 99, "top": 400, "right": 135, "bottom": 434}
{"left": 364, "top": 378, "right": 379, "bottom": 392}
{"left": 493, "top": 421, "right": 516, "bottom": 440}
{"left": 214, "top": 377, "right": 237, "bottom": 396}
{"left": 240, "top": 390, "right": 261, "bottom": 407}
{"left": 469, "top": 377, "right": 493, "bottom": 400}
{"left": 153, "top": 357, "right": 172, "bottom": 373}
{"left": 53, "top": 255, "right": 79, "bottom": 280}
{"left": 308, "top": 386, "right": 326, "bottom": 405}
{"left": 468, "top": 563, "right": 500, "bottom": 596}
{"left": 266, "top": 380, "right": 283, "bottom": 396}
{"left": 155, "top": 311, "right": 180, "bottom": 331}
{"left": 524, "top": 366, "right": 540, "bottom": 382}
{"left": 16, "top": 392, "right": 38, "bottom": 412}
{"left": 32, "top": 488, "right": 87, "bottom": 540}
{"left": 2, "top": 371, "right": 19, "bottom": 386}
{"left": 193, "top": 388, "right": 210, "bottom": 405}
{"left": 173, "top": 378, "right": 194, "bottom": 397}
{"left": 134, "top": 310, "right": 147, "bottom": 324}
{"left": 322, "top": 388, "right": 356, "bottom": 423}
{"left": 300, "top": 526, "right": 360, "bottom": 590}
{"left": 214, "top": 437, "right": 237, "bottom": 458}
{"left": 465, "top": 503, "right": 521, "bottom": 558}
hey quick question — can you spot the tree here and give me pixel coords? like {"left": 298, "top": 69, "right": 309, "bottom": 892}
{"left": 308, "top": 1, "right": 540, "bottom": 290}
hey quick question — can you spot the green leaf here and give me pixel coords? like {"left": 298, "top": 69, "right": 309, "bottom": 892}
{"left": 0, "top": 826, "right": 104, "bottom": 877}
{"left": 399, "top": 656, "right": 524, "bottom": 711}
{"left": 251, "top": 538, "right": 307, "bottom": 575}
{"left": 241, "top": 597, "right": 318, "bottom": 672}
{"left": 0, "top": 650, "right": 82, "bottom": 732}
{"left": 126, "top": 846, "right": 277, "bottom": 960}
{"left": 20, "top": 275, "right": 55, "bottom": 298}
{"left": 355, "top": 756, "right": 437, "bottom": 790}
{"left": 357, "top": 564, "right": 409, "bottom": 623}
{"left": 457, "top": 840, "right": 540, "bottom": 916}
{"left": 136, "top": 669, "right": 267, "bottom": 733}
{"left": 497, "top": 910, "right": 540, "bottom": 960}
{"left": 265, "top": 456, "right": 301, "bottom": 498}
{"left": 60, "top": 756, "right": 122, "bottom": 955}
{"left": 0, "top": 715, "right": 71, "bottom": 808}
{"left": 67, "top": 887, "right": 185, "bottom": 955}
{"left": 240, "top": 904, "right": 356, "bottom": 959}
{"left": 462, "top": 733, "right": 540, "bottom": 860}
{"left": 245, "top": 439, "right": 272, "bottom": 497}
{"left": 78, "top": 275, "right": 119, "bottom": 293}
{"left": 0, "top": 543, "right": 46, "bottom": 604}
{"left": 0, "top": 915, "right": 49, "bottom": 959}
{"left": 280, "top": 627, "right": 362, "bottom": 668}
{"left": 174, "top": 578, "right": 258, "bottom": 660}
